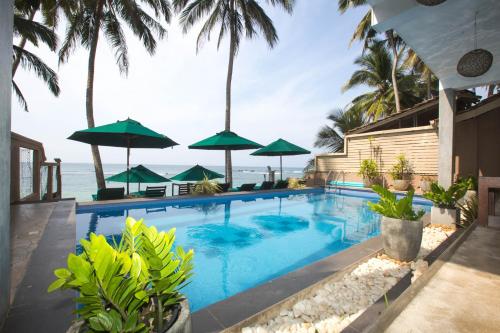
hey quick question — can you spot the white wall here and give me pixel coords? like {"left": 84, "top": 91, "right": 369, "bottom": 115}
{"left": 0, "top": 0, "right": 13, "bottom": 326}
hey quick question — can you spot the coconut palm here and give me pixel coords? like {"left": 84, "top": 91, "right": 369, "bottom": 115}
{"left": 59, "top": 0, "right": 171, "bottom": 189}
{"left": 172, "top": 0, "right": 294, "bottom": 186}
{"left": 12, "top": 1, "right": 61, "bottom": 111}
{"left": 403, "top": 49, "right": 437, "bottom": 100}
{"left": 343, "top": 41, "right": 422, "bottom": 120}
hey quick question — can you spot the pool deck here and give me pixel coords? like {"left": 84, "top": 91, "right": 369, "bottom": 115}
{"left": 381, "top": 225, "right": 500, "bottom": 333}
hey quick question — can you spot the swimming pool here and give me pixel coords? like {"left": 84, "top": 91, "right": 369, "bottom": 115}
{"left": 76, "top": 189, "right": 431, "bottom": 312}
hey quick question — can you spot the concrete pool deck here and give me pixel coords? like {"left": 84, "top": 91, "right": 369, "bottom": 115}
{"left": 382, "top": 226, "right": 500, "bottom": 333}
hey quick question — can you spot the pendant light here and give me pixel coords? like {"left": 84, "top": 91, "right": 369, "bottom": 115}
{"left": 416, "top": 0, "right": 447, "bottom": 6}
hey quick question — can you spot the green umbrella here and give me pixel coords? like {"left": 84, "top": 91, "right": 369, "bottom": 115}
{"left": 189, "top": 131, "right": 263, "bottom": 150}
{"left": 170, "top": 165, "right": 224, "bottom": 182}
{"left": 68, "top": 118, "right": 178, "bottom": 194}
{"left": 106, "top": 165, "right": 170, "bottom": 191}
{"left": 251, "top": 138, "right": 310, "bottom": 180}
{"left": 188, "top": 131, "right": 263, "bottom": 183}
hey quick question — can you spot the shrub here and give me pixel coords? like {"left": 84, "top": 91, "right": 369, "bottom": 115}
{"left": 192, "top": 176, "right": 221, "bottom": 195}
{"left": 456, "top": 176, "right": 478, "bottom": 191}
{"left": 457, "top": 196, "right": 478, "bottom": 227}
{"left": 423, "top": 182, "right": 467, "bottom": 209}
{"left": 48, "top": 218, "right": 194, "bottom": 333}
{"left": 288, "top": 178, "right": 305, "bottom": 189}
{"left": 359, "top": 159, "right": 379, "bottom": 180}
{"left": 389, "top": 154, "right": 412, "bottom": 180}
{"left": 368, "top": 184, "right": 425, "bottom": 221}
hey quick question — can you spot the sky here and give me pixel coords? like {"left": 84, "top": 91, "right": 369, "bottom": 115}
{"left": 11, "top": 0, "right": 369, "bottom": 168}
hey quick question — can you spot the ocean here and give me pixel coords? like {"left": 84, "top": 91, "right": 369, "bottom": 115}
{"left": 62, "top": 163, "right": 304, "bottom": 202}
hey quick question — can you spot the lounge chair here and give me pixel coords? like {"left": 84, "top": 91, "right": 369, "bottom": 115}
{"left": 274, "top": 180, "right": 289, "bottom": 189}
{"left": 218, "top": 183, "right": 231, "bottom": 193}
{"left": 92, "top": 187, "right": 125, "bottom": 201}
{"left": 144, "top": 186, "right": 166, "bottom": 198}
{"left": 238, "top": 183, "right": 257, "bottom": 191}
{"left": 176, "top": 183, "right": 192, "bottom": 196}
{"left": 257, "top": 181, "right": 274, "bottom": 190}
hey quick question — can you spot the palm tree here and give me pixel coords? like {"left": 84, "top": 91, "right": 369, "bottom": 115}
{"left": 173, "top": 0, "right": 294, "bottom": 186}
{"left": 304, "top": 106, "right": 366, "bottom": 172}
{"left": 59, "top": 0, "right": 171, "bottom": 189}
{"left": 343, "top": 41, "right": 422, "bottom": 120}
{"left": 12, "top": 1, "right": 60, "bottom": 111}
{"left": 403, "top": 49, "right": 436, "bottom": 100}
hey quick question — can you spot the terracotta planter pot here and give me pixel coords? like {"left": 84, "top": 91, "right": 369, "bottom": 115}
{"left": 431, "top": 206, "right": 459, "bottom": 225}
{"left": 393, "top": 179, "right": 411, "bottom": 191}
{"left": 66, "top": 300, "right": 191, "bottom": 333}
{"left": 420, "top": 180, "right": 432, "bottom": 193}
{"left": 381, "top": 216, "right": 423, "bottom": 262}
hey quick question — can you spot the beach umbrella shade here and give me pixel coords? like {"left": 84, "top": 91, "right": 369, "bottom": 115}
{"left": 170, "top": 165, "right": 224, "bottom": 182}
{"left": 251, "top": 138, "right": 310, "bottom": 180}
{"left": 106, "top": 165, "right": 171, "bottom": 191}
{"left": 68, "top": 118, "right": 178, "bottom": 194}
{"left": 188, "top": 131, "right": 263, "bottom": 183}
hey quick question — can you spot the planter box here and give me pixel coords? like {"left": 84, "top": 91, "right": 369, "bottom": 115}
{"left": 431, "top": 206, "right": 459, "bottom": 225}
{"left": 381, "top": 216, "right": 423, "bottom": 262}
{"left": 393, "top": 179, "right": 411, "bottom": 191}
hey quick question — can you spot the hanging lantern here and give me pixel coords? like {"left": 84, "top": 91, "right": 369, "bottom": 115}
{"left": 457, "top": 49, "right": 493, "bottom": 77}
{"left": 457, "top": 12, "right": 494, "bottom": 77}
{"left": 416, "top": 0, "right": 447, "bottom": 6}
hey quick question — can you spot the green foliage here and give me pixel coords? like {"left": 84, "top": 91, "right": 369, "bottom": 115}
{"left": 423, "top": 183, "right": 467, "bottom": 209}
{"left": 456, "top": 176, "right": 478, "bottom": 191}
{"left": 192, "top": 176, "right": 221, "bottom": 195}
{"left": 359, "top": 159, "right": 379, "bottom": 180}
{"left": 389, "top": 154, "right": 412, "bottom": 180}
{"left": 368, "top": 184, "right": 425, "bottom": 221}
{"left": 457, "top": 196, "right": 478, "bottom": 228}
{"left": 288, "top": 178, "right": 305, "bottom": 189}
{"left": 48, "top": 218, "right": 194, "bottom": 333}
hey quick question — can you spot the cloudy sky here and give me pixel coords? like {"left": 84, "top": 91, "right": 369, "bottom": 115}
{"left": 12, "top": 1, "right": 369, "bottom": 168}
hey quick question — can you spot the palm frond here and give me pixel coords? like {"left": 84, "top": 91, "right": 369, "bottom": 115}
{"left": 13, "top": 13, "right": 58, "bottom": 50}
{"left": 102, "top": 11, "right": 129, "bottom": 74}
{"left": 12, "top": 80, "right": 29, "bottom": 112}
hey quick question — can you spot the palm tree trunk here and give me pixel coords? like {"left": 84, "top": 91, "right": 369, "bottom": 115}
{"left": 86, "top": 0, "right": 106, "bottom": 190}
{"left": 387, "top": 31, "right": 401, "bottom": 113}
{"left": 426, "top": 71, "right": 432, "bottom": 100}
{"left": 12, "top": 8, "right": 37, "bottom": 76}
{"left": 225, "top": 0, "right": 236, "bottom": 186}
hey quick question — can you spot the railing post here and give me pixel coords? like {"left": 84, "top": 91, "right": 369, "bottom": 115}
{"left": 55, "top": 158, "right": 62, "bottom": 199}
{"left": 47, "top": 165, "right": 53, "bottom": 200}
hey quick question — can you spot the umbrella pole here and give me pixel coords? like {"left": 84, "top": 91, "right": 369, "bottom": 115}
{"left": 280, "top": 155, "right": 283, "bottom": 181}
{"left": 126, "top": 145, "right": 130, "bottom": 195}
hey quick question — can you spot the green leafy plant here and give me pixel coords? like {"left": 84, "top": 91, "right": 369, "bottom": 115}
{"left": 420, "top": 176, "right": 434, "bottom": 182}
{"left": 456, "top": 176, "right": 478, "bottom": 191}
{"left": 389, "top": 154, "right": 412, "bottom": 180}
{"left": 457, "top": 196, "right": 478, "bottom": 227}
{"left": 423, "top": 183, "right": 467, "bottom": 209}
{"left": 288, "top": 178, "right": 306, "bottom": 189}
{"left": 192, "top": 176, "right": 221, "bottom": 195}
{"left": 368, "top": 185, "right": 425, "bottom": 221}
{"left": 359, "top": 159, "right": 379, "bottom": 180}
{"left": 48, "top": 218, "right": 194, "bottom": 333}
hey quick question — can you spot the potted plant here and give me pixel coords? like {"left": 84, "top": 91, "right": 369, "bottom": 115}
{"left": 423, "top": 183, "right": 467, "bottom": 225}
{"left": 192, "top": 176, "right": 221, "bottom": 195}
{"left": 48, "top": 218, "right": 194, "bottom": 333}
{"left": 359, "top": 159, "right": 380, "bottom": 188}
{"left": 456, "top": 176, "right": 478, "bottom": 206}
{"left": 389, "top": 154, "right": 412, "bottom": 191}
{"left": 419, "top": 176, "right": 434, "bottom": 193}
{"left": 368, "top": 185, "right": 425, "bottom": 262}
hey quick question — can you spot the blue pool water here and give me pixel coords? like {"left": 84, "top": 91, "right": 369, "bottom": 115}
{"left": 76, "top": 189, "right": 431, "bottom": 312}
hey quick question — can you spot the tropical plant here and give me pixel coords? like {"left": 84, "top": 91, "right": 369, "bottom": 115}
{"left": 12, "top": 0, "right": 64, "bottom": 111}
{"left": 48, "top": 217, "right": 194, "bottom": 333}
{"left": 288, "top": 178, "right": 305, "bottom": 189}
{"left": 403, "top": 49, "right": 437, "bottom": 100}
{"left": 389, "top": 154, "right": 412, "bottom": 180}
{"left": 315, "top": 106, "right": 366, "bottom": 152}
{"left": 368, "top": 184, "right": 425, "bottom": 221}
{"left": 192, "top": 176, "right": 221, "bottom": 195}
{"left": 173, "top": 0, "right": 294, "bottom": 186}
{"left": 59, "top": 0, "right": 172, "bottom": 190}
{"left": 457, "top": 196, "right": 478, "bottom": 227}
{"left": 456, "top": 176, "right": 478, "bottom": 191}
{"left": 343, "top": 41, "right": 423, "bottom": 120}
{"left": 423, "top": 183, "right": 467, "bottom": 209}
{"left": 359, "top": 159, "right": 379, "bottom": 180}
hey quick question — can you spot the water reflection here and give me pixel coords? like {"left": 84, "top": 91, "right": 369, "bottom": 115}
{"left": 252, "top": 215, "right": 309, "bottom": 235}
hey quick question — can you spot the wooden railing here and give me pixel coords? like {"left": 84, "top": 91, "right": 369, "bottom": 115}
{"left": 10, "top": 132, "right": 62, "bottom": 203}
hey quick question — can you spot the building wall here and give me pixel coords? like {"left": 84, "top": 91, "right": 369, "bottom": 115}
{"left": 0, "top": 0, "right": 13, "bottom": 326}
{"left": 455, "top": 105, "right": 500, "bottom": 178}
{"left": 314, "top": 126, "right": 439, "bottom": 187}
